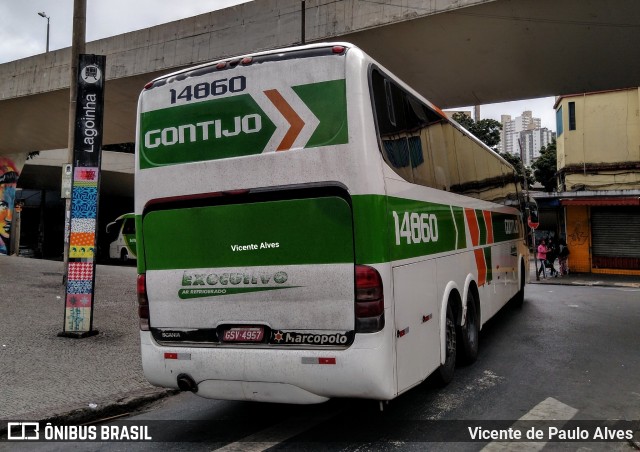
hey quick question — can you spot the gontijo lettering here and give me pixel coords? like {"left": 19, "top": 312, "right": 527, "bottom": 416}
{"left": 144, "top": 114, "right": 262, "bottom": 149}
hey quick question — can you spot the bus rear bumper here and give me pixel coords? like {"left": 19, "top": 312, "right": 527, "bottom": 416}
{"left": 140, "top": 331, "right": 394, "bottom": 404}
{"left": 197, "top": 380, "right": 329, "bottom": 404}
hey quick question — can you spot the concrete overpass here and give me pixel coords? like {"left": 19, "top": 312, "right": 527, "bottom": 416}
{"left": 2, "top": 0, "right": 640, "bottom": 157}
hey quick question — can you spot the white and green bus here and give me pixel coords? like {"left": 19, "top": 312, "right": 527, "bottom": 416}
{"left": 106, "top": 213, "right": 137, "bottom": 262}
{"left": 135, "top": 43, "right": 529, "bottom": 404}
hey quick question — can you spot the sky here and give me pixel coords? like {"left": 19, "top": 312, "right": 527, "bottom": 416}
{"left": 461, "top": 97, "right": 557, "bottom": 132}
{"left": 0, "top": 0, "right": 556, "bottom": 131}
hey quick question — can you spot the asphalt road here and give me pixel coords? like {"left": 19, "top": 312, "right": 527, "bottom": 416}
{"left": 4, "top": 283, "right": 640, "bottom": 451}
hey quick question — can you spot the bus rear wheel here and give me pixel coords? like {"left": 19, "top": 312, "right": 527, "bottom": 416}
{"left": 513, "top": 261, "right": 526, "bottom": 308}
{"left": 436, "top": 303, "right": 456, "bottom": 386}
{"left": 458, "top": 291, "right": 479, "bottom": 364}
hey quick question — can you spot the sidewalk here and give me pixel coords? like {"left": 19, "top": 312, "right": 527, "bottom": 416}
{"left": 0, "top": 256, "right": 173, "bottom": 430}
{"left": 528, "top": 258, "right": 640, "bottom": 289}
{"left": 1, "top": 256, "right": 638, "bottom": 430}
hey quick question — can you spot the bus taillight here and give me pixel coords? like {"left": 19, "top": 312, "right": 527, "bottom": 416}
{"left": 137, "top": 274, "right": 150, "bottom": 331}
{"left": 355, "top": 265, "right": 385, "bottom": 333}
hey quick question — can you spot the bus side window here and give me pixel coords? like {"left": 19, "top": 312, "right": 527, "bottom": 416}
{"left": 427, "top": 122, "right": 452, "bottom": 191}
{"left": 384, "top": 79, "right": 397, "bottom": 128}
{"left": 371, "top": 69, "right": 412, "bottom": 182}
{"left": 404, "top": 95, "right": 432, "bottom": 187}
{"left": 403, "top": 94, "right": 452, "bottom": 191}
{"left": 122, "top": 218, "right": 135, "bottom": 235}
{"left": 450, "top": 125, "right": 479, "bottom": 198}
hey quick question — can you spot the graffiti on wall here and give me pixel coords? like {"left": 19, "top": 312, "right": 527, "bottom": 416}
{"left": 0, "top": 156, "right": 24, "bottom": 255}
{"left": 565, "top": 206, "right": 592, "bottom": 273}
{"left": 568, "top": 220, "right": 589, "bottom": 247}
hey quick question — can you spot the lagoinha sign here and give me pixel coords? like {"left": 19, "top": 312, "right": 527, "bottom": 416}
{"left": 61, "top": 54, "right": 106, "bottom": 337}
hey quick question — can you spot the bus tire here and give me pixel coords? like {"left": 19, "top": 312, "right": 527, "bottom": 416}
{"left": 120, "top": 248, "right": 129, "bottom": 263}
{"left": 436, "top": 303, "right": 456, "bottom": 386}
{"left": 513, "top": 261, "right": 525, "bottom": 308}
{"left": 458, "top": 290, "right": 479, "bottom": 365}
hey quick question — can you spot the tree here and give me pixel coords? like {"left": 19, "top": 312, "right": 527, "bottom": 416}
{"left": 499, "top": 151, "right": 533, "bottom": 188}
{"left": 451, "top": 112, "right": 502, "bottom": 151}
{"left": 532, "top": 139, "right": 557, "bottom": 192}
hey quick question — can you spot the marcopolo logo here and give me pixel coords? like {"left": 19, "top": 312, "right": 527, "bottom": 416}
{"left": 271, "top": 330, "right": 351, "bottom": 346}
{"left": 178, "top": 270, "right": 295, "bottom": 299}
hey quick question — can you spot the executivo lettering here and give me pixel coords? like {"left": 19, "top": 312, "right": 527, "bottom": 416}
{"left": 178, "top": 270, "right": 296, "bottom": 299}
{"left": 182, "top": 270, "right": 288, "bottom": 286}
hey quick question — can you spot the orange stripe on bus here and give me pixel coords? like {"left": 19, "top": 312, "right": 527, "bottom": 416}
{"left": 264, "top": 89, "right": 305, "bottom": 151}
{"left": 474, "top": 248, "right": 487, "bottom": 286}
{"left": 465, "top": 208, "right": 480, "bottom": 246}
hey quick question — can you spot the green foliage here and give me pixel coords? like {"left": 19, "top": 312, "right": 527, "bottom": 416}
{"left": 532, "top": 139, "right": 557, "bottom": 192}
{"left": 499, "top": 151, "right": 533, "bottom": 188}
{"left": 451, "top": 112, "right": 502, "bottom": 151}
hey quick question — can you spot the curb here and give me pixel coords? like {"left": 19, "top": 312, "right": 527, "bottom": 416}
{"left": 0, "top": 387, "right": 178, "bottom": 436}
{"left": 529, "top": 279, "right": 640, "bottom": 289}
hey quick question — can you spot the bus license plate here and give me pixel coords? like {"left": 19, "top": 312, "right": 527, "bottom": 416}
{"left": 223, "top": 327, "right": 264, "bottom": 342}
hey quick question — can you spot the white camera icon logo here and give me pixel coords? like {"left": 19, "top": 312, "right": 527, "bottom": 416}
{"left": 7, "top": 422, "right": 40, "bottom": 440}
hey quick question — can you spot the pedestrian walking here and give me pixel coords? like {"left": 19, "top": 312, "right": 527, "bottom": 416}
{"left": 536, "top": 239, "right": 548, "bottom": 279}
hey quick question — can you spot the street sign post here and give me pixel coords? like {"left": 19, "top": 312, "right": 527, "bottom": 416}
{"left": 60, "top": 54, "right": 105, "bottom": 338}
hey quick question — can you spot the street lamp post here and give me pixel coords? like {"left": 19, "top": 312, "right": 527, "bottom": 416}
{"left": 38, "top": 12, "right": 50, "bottom": 52}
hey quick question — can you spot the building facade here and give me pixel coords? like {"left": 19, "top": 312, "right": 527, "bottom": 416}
{"left": 520, "top": 127, "right": 555, "bottom": 166}
{"left": 499, "top": 110, "right": 542, "bottom": 158}
{"left": 554, "top": 88, "right": 640, "bottom": 275}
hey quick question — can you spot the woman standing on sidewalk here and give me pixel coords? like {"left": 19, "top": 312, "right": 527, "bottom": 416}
{"left": 558, "top": 239, "right": 570, "bottom": 276}
{"left": 537, "top": 239, "right": 548, "bottom": 279}
{"left": 546, "top": 238, "right": 559, "bottom": 277}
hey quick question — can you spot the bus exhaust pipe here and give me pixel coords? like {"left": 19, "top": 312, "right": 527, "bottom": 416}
{"left": 177, "top": 374, "right": 198, "bottom": 393}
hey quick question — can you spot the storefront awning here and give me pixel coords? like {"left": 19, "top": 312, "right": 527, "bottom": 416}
{"left": 561, "top": 197, "right": 640, "bottom": 206}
